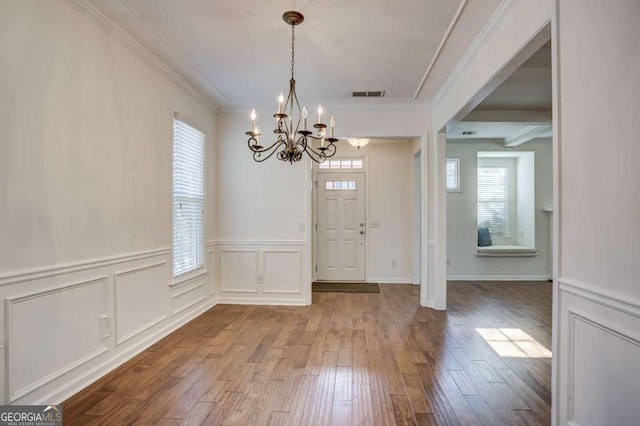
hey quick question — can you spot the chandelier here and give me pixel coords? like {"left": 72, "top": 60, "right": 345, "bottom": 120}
{"left": 246, "top": 11, "right": 338, "bottom": 164}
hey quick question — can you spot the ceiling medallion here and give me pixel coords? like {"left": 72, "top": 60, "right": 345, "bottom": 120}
{"left": 246, "top": 11, "right": 338, "bottom": 164}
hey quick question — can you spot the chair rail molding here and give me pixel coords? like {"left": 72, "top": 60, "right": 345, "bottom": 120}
{"left": 0, "top": 248, "right": 170, "bottom": 287}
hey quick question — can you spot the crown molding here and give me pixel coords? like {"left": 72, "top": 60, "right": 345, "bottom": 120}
{"left": 63, "top": 0, "right": 223, "bottom": 113}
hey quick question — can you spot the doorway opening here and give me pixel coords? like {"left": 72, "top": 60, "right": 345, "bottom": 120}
{"left": 445, "top": 40, "right": 552, "bottom": 282}
{"left": 312, "top": 138, "right": 420, "bottom": 285}
{"left": 436, "top": 24, "right": 555, "bottom": 425}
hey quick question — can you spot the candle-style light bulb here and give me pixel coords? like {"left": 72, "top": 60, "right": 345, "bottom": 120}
{"left": 278, "top": 92, "right": 284, "bottom": 113}
{"left": 250, "top": 109, "right": 256, "bottom": 133}
{"left": 317, "top": 105, "right": 323, "bottom": 124}
{"left": 330, "top": 116, "right": 335, "bottom": 138}
{"left": 302, "top": 106, "right": 308, "bottom": 130}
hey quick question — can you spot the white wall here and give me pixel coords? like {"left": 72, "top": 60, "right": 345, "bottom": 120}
{"left": 215, "top": 106, "right": 429, "bottom": 303}
{"left": 556, "top": 1, "right": 640, "bottom": 424}
{"left": 446, "top": 139, "right": 552, "bottom": 280}
{"left": 0, "top": 0, "right": 217, "bottom": 404}
{"left": 317, "top": 140, "right": 414, "bottom": 283}
{"left": 515, "top": 152, "right": 536, "bottom": 248}
{"left": 212, "top": 112, "right": 311, "bottom": 305}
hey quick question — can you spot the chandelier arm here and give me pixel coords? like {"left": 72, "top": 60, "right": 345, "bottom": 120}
{"left": 248, "top": 138, "right": 288, "bottom": 163}
{"left": 295, "top": 136, "right": 337, "bottom": 163}
{"left": 247, "top": 135, "right": 284, "bottom": 153}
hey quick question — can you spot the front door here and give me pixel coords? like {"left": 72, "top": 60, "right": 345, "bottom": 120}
{"left": 316, "top": 173, "right": 366, "bottom": 281}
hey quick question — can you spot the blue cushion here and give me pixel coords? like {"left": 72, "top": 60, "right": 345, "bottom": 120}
{"left": 478, "top": 227, "right": 493, "bottom": 247}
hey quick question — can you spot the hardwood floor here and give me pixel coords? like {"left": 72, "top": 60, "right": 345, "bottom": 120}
{"left": 62, "top": 281, "right": 552, "bottom": 425}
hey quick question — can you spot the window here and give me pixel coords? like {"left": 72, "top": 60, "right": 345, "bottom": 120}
{"left": 319, "top": 159, "right": 364, "bottom": 169}
{"left": 325, "top": 180, "right": 357, "bottom": 191}
{"left": 173, "top": 117, "right": 205, "bottom": 278}
{"left": 446, "top": 158, "right": 460, "bottom": 191}
{"left": 475, "top": 151, "right": 537, "bottom": 252}
{"left": 477, "top": 157, "right": 516, "bottom": 242}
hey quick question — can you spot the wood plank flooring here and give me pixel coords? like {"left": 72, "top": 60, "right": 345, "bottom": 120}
{"left": 63, "top": 281, "right": 552, "bottom": 425}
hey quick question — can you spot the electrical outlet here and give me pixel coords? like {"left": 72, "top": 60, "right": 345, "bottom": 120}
{"left": 391, "top": 260, "right": 396, "bottom": 268}
{"left": 299, "top": 221, "right": 305, "bottom": 231}
{"left": 447, "top": 258, "right": 451, "bottom": 266}
{"left": 257, "top": 274, "right": 263, "bottom": 284}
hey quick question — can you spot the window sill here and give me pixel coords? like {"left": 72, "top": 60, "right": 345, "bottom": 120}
{"left": 476, "top": 245, "right": 538, "bottom": 257}
{"left": 170, "top": 268, "right": 207, "bottom": 287}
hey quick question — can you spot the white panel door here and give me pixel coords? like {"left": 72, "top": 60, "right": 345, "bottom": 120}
{"left": 316, "top": 173, "right": 365, "bottom": 281}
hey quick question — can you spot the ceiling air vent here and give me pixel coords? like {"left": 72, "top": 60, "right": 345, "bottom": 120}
{"left": 367, "top": 91, "right": 385, "bottom": 97}
{"left": 352, "top": 91, "right": 386, "bottom": 98}
{"left": 461, "top": 130, "right": 478, "bottom": 135}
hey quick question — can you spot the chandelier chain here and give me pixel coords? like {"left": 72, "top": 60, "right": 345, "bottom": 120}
{"left": 290, "top": 25, "right": 295, "bottom": 80}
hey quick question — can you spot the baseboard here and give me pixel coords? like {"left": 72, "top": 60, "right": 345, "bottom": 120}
{"left": 426, "top": 299, "right": 446, "bottom": 311}
{"left": 216, "top": 296, "right": 308, "bottom": 306}
{"left": 34, "top": 296, "right": 218, "bottom": 405}
{"left": 368, "top": 278, "right": 413, "bottom": 284}
{"left": 447, "top": 275, "right": 550, "bottom": 281}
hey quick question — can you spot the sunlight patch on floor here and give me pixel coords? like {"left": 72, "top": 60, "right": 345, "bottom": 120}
{"left": 476, "top": 327, "right": 552, "bottom": 358}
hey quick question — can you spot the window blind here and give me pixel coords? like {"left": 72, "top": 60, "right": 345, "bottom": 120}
{"left": 173, "top": 118, "right": 205, "bottom": 277}
{"left": 477, "top": 166, "right": 510, "bottom": 237}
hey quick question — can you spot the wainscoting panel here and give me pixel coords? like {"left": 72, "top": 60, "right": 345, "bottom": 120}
{"left": 5, "top": 277, "right": 108, "bottom": 402}
{"left": 171, "top": 279, "right": 207, "bottom": 316}
{"left": 559, "top": 279, "right": 640, "bottom": 425}
{"left": 212, "top": 241, "right": 309, "bottom": 305}
{"left": 0, "top": 247, "right": 220, "bottom": 405}
{"left": 220, "top": 250, "right": 259, "bottom": 293}
{"left": 263, "top": 250, "right": 301, "bottom": 294}
{"left": 114, "top": 262, "right": 170, "bottom": 346}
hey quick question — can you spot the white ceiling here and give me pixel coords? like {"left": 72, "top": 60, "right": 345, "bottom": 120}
{"left": 475, "top": 41, "right": 552, "bottom": 111}
{"left": 84, "top": 0, "right": 502, "bottom": 109}
{"left": 449, "top": 41, "right": 552, "bottom": 145}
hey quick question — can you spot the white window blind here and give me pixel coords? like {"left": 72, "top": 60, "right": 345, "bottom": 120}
{"left": 477, "top": 166, "right": 510, "bottom": 237}
{"left": 173, "top": 118, "right": 205, "bottom": 278}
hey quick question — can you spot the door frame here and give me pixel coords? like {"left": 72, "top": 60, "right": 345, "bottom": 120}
{"left": 312, "top": 155, "right": 368, "bottom": 282}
